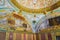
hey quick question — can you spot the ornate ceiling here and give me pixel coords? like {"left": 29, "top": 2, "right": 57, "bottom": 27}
{"left": 0, "top": 0, "right": 60, "bottom": 33}
{"left": 11, "top": 0, "right": 60, "bottom": 13}
{"left": 16, "top": 0, "right": 59, "bottom": 9}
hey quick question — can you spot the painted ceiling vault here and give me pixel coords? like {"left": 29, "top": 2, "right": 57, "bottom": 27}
{"left": 0, "top": 0, "right": 60, "bottom": 33}
{"left": 11, "top": 0, "right": 60, "bottom": 13}
{"left": 16, "top": 0, "right": 59, "bottom": 9}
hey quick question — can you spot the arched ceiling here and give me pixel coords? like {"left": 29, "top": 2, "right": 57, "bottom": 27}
{"left": 16, "top": 0, "right": 59, "bottom": 9}
{"left": 11, "top": 0, "right": 60, "bottom": 13}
